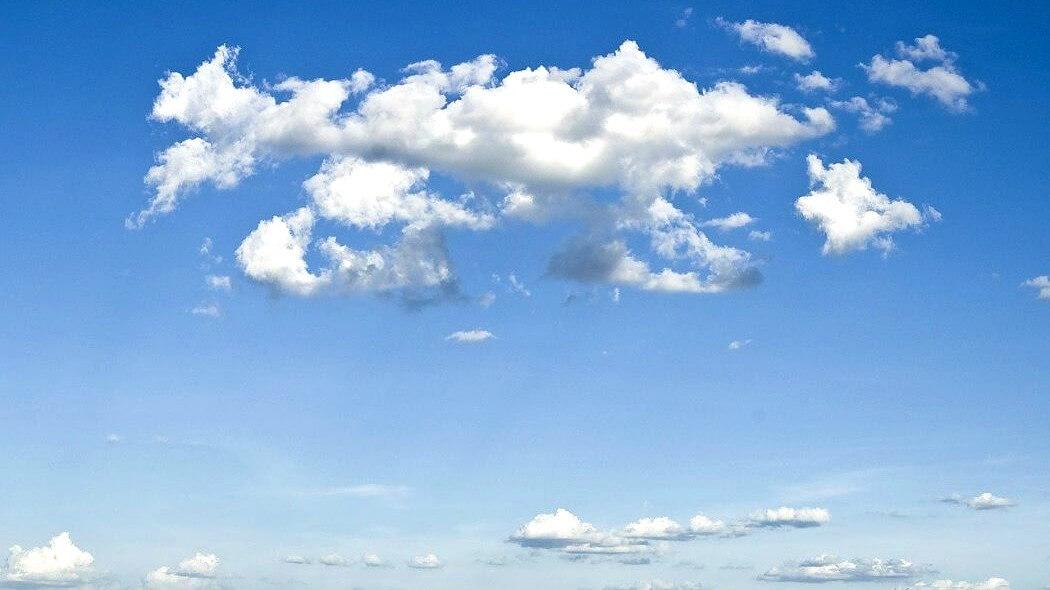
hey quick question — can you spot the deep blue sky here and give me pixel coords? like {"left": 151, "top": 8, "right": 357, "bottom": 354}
{"left": 1, "top": 2, "right": 1047, "bottom": 589}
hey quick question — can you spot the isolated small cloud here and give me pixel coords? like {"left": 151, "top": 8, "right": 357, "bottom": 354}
{"left": 941, "top": 492, "right": 1015, "bottom": 510}
{"left": 318, "top": 554, "right": 351, "bottom": 567}
{"left": 728, "top": 339, "right": 753, "bottom": 351}
{"left": 749, "top": 507, "right": 830, "bottom": 528}
{"left": 145, "top": 553, "right": 220, "bottom": 589}
{"left": 408, "top": 553, "right": 443, "bottom": 569}
{"left": 362, "top": 553, "right": 388, "bottom": 568}
{"left": 829, "top": 97, "right": 897, "bottom": 132}
{"left": 106, "top": 433, "right": 122, "bottom": 444}
{"left": 749, "top": 230, "right": 772, "bottom": 242}
{"left": 910, "top": 578, "right": 1009, "bottom": 590}
{"left": 446, "top": 329, "right": 495, "bottom": 343}
{"left": 674, "top": 7, "right": 693, "bottom": 28}
{"left": 863, "top": 34, "right": 976, "bottom": 112}
{"left": 1022, "top": 275, "right": 1050, "bottom": 300}
{"left": 190, "top": 304, "right": 220, "bottom": 318}
{"left": 205, "top": 274, "right": 232, "bottom": 292}
{"left": 795, "top": 71, "right": 839, "bottom": 92}
{"left": 701, "top": 212, "right": 756, "bottom": 231}
{"left": 719, "top": 18, "right": 815, "bottom": 62}
{"left": 283, "top": 555, "right": 311, "bottom": 565}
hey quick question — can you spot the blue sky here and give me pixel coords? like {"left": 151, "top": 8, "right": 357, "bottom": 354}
{"left": 1, "top": 1, "right": 1048, "bottom": 589}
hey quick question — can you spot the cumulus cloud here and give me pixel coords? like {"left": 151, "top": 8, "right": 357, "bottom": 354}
{"left": 190, "top": 304, "right": 220, "bottom": 317}
{"left": 863, "top": 35, "right": 975, "bottom": 111}
{"left": 796, "top": 155, "right": 934, "bottom": 254}
{"left": 136, "top": 41, "right": 834, "bottom": 300}
{"left": 282, "top": 555, "right": 310, "bottom": 565}
{"left": 701, "top": 212, "right": 755, "bottom": 231}
{"left": 407, "top": 554, "right": 443, "bottom": 569}
{"left": 718, "top": 19, "right": 815, "bottom": 62}
{"left": 145, "top": 553, "right": 220, "bottom": 589}
{"left": 749, "top": 230, "right": 772, "bottom": 241}
{"left": 795, "top": 71, "right": 839, "bottom": 92}
{"left": 446, "top": 329, "right": 494, "bottom": 343}
{"left": 829, "top": 97, "right": 897, "bottom": 132}
{"left": 1023, "top": 275, "right": 1050, "bottom": 300}
{"left": 621, "top": 517, "right": 691, "bottom": 541}
{"left": 318, "top": 554, "right": 351, "bottom": 567}
{"left": 760, "top": 555, "right": 921, "bottom": 582}
{"left": 1, "top": 533, "right": 95, "bottom": 587}
{"left": 941, "top": 492, "right": 1015, "bottom": 510}
{"left": 362, "top": 553, "right": 387, "bottom": 568}
{"left": 728, "top": 339, "right": 752, "bottom": 350}
{"left": 750, "top": 507, "right": 830, "bottom": 528}
{"left": 910, "top": 579, "right": 1009, "bottom": 590}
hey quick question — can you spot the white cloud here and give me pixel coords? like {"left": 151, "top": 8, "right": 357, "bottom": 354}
{"left": 362, "top": 553, "right": 387, "bottom": 568}
{"left": 727, "top": 339, "right": 752, "bottom": 351}
{"left": 408, "top": 553, "right": 443, "bottom": 569}
{"left": 144, "top": 553, "right": 219, "bottom": 589}
{"left": 749, "top": 507, "right": 830, "bottom": 528}
{"left": 863, "top": 35, "right": 975, "bottom": 112}
{"left": 941, "top": 492, "right": 1015, "bottom": 510}
{"left": 282, "top": 555, "right": 310, "bottom": 565}
{"left": 446, "top": 329, "right": 494, "bottom": 343}
{"left": 687, "top": 514, "right": 730, "bottom": 536}
{"left": 796, "top": 155, "right": 932, "bottom": 254}
{"left": 760, "top": 555, "right": 920, "bottom": 582}
{"left": 1023, "top": 275, "right": 1050, "bottom": 300}
{"left": 701, "top": 212, "right": 755, "bottom": 231}
{"left": 795, "top": 71, "right": 839, "bottom": 92}
{"left": 829, "top": 97, "right": 896, "bottom": 132}
{"left": 105, "top": 433, "right": 122, "bottom": 444}
{"left": 621, "top": 517, "right": 690, "bottom": 541}
{"left": 318, "top": 554, "right": 350, "bottom": 567}
{"left": 606, "top": 581, "right": 703, "bottom": 590}
{"left": 719, "top": 19, "right": 815, "bottom": 62}
{"left": 310, "top": 484, "right": 411, "bottom": 498}
{"left": 509, "top": 509, "right": 606, "bottom": 549}
{"left": 748, "top": 230, "right": 772, "bottom": 241}
{"left": 205, "top": 274, "right": 231, "bottom": 292}
{"left": 190, "top": 304, "right": 220, "bottom": 317}
{"left": 2, "top": 533, "right": 95, "bottom": 587}
{"left": 910, "top": 578, "right": 1009, "bottom": 590}
{"left": 137, "top": 41, "right": 833, "bottom": 299}
{"left": 674, "top": 7, "right": 693, "bottom": 28}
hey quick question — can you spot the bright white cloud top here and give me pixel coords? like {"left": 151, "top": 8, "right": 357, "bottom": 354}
{"left": 1, "top": 533, "right": 95, "bottom": 587}
{"left": 719, "top": 18, "right": 815, "bottom": 62}
{"left": 145, "top": 553, "right": 220, "bottom": 589}
{"left": 941, "top": 492, "right": 1016, "bottom": 510}
{"left": 910, "top": 578, "right": 1010, "bottom": 590}
{"left": 796, "top": 155, "right": 934, "bottom": 254}
{"left": 135, "top": 41, "right": 836, "bottom": 300}
{"left": 794, "top": 70, "right": 839, "bottom": 92}
{"left": 760, "top": 554, "right": 921, "bottom": 582}
{"left": 1023, "top": 275, "right": 1050, "bottom": 299}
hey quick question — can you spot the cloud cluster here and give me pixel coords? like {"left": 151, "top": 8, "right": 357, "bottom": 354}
{"left": 508, "top": 506, "right": 828, "bottom": 557}
{"left": 137, "top": 41, "right": 834, "bottom": 300}
{"left": 795, "top": 71, "right": 839, "bottom": 93}
{"left": 829, "top": 96, "right": 897, "bottom": 132}
{"left": 760, "top": 554, "right": 921, "bottom": 582}
{"left": 606, "top": 581, "right": 704, "bottom": 590}
{"left": 940, "top": 492, "right": 1015, "bottom": 510}
{"left": 1, "top": 533, "right": 95, "bottom": 587}
{"left": 719, "top": 19, "right": 815, "bottom": 62}
{"left": 864, "top": 35, "right": 976, "bottom": 111}
{"left": 796, "top": 155, "right": 934, "bottom": 254}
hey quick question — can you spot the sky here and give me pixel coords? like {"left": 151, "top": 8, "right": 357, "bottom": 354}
{"left": 0, "top": 1, "right": 1048, "bottom": 589}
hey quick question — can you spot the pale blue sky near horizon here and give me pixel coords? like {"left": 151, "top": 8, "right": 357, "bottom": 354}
{"left": 0, "top": 1, "right": 1047, "bottom": 589}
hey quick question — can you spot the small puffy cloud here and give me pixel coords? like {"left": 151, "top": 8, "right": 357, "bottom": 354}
{"left": 362, "top": 553, "right": 387, "bottom": 568}
{"left": 674, "top": 7, "right": 693, "bottom": 28}
{"left": 748, "top": 230, "right": 772, "bottom": 242}
{"left": 941, "top": 492, "right": 1015, "bottom": 510}
{"left": 509, "top": 509, "right": 606, "bottom": 549}
{"left": 796, "top": 155, "right": 932, "bottom": 254}
{"left": 728, "top": 339, "right": 752, "bottom": 351}
{"left": 719, "top": 18, "right": 815, "bottom": 62}
{"left": 318, "top": 554, "right": 350, "bottom": 567}
{"left": 105, "top": 433, "right": 122, "bottom": 444}
{"left": 795, "top": 71, "right": 839, "bottom": 92}
{"left": 687, "top": 514, "right": 730, "bottom": 536}
{"left": 446, "top": 329, "right": 495, "bottom": 343}
{"left": 205, "top": 275, "right": 231, "bottom": 292}
{"left": 1023, "top": 275, "right": 1050, "bottom": 300}
{"left": 910, "top": 578, "right": 1009, "bottom": 590}
{"left": 190, "top": 304, "right": 220, "bottom": 317}
{"left": 829, "top": 97, "right": 897, "bottom": 132}
{"left": 701, "top": 212, "right": 755, "bottom": 231}
{"left": 408, "top": 553, "right": 443, "bottom": 569}
{"left": 621, "top": 517, "right": 690, "bottom": 541}
{"left": 282, "top": 555, "right": 310, "bottom": 565}
{"left": 2, "top": 532, "right": 95, "bottom": 587}
{"left": 749, "top": 507, "right": 830, "bottom": 528}
{"left": 145, "top": 553, "right": 220, "bottom": 589}
{"left": 760, "top": 555, "right": 920, "bottom": 582}
{"left": 863, "top": 35, "right": 975, "bottom": 112}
